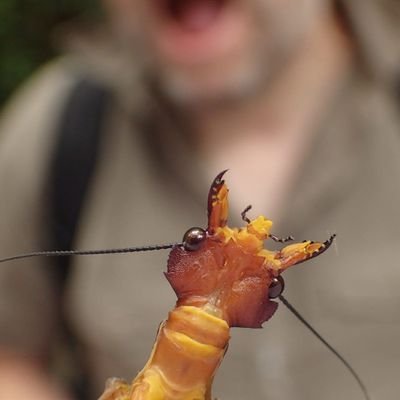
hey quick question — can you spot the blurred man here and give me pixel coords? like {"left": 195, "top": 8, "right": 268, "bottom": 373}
{"left": 0, "top": 0, "right": 399, "bottom": 399}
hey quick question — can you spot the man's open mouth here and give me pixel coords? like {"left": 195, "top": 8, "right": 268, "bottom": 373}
{"left": 157, "top": 0, "right": 228, "bottom": 31}
{"left": 148, "top": 0, "right": 248, "bottom": 66}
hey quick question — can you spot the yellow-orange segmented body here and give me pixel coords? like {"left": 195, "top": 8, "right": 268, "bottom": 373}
{"left": 131, "top": 306, "right": 229, "bottom": 400}
{"left": 99, "top": 171, "right": 335, "bottom": 400}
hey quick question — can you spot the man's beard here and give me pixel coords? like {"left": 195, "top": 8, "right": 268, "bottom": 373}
{"left": 152, "top": 45, "right": 274, "bottom": 107}
{"left": 135, "top": 0, "right": 329, "bottom": 107}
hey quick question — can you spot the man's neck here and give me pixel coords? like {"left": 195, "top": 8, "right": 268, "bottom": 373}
{"left": 191, "top": 10, "right": 353, "bottom": 220}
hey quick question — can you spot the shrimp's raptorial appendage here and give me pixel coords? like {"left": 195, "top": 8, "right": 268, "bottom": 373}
{"left": 99, "top": 171, "right": 335, "bottom": 400}
{"left": 207, "top": 170, "right": 229, "bottom": 234}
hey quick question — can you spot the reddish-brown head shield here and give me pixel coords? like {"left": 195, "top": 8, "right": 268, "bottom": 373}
{"left": 166, "top": 171, "right": 334, "bottom": 328}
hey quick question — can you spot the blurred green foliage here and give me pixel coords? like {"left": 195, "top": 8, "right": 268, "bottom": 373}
{"left": 0, "top": 0, "right": 99, "bottom": 105}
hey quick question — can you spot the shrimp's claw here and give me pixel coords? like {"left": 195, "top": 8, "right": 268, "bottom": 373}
{"left": 207, "top": 170, "right": 229, "bottom": 234}
{"left": 274, "top": 234, "right": 336, "bottom": 272}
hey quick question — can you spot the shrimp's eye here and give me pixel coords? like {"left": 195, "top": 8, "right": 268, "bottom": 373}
{"left": 269, "top": 276, "right": 285, "bottom": 299}
{"left": 183, "top": 227, "right": 207, "bottom": 251}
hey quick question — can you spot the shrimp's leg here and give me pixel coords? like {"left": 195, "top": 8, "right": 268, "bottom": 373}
{"left": 241, "top": 205, "right": 252, "bottom": 224}
{"left": 269, "top": 234, "right": 294, "bottom": 243}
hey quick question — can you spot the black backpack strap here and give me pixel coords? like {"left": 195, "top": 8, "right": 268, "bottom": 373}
{"left": 48, "top": 77, "right": 110, "bottom": 399}
{"left": 50, "top": 77, "right": 110, "bottom": 275}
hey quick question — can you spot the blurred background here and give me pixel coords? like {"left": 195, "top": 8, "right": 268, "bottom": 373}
{"left": 0, "top": 0, "right": 98, "bottom": 106}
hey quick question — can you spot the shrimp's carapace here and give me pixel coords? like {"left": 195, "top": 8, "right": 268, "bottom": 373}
{"left": 166, "top": 170, "right": 334, "bottom": 328}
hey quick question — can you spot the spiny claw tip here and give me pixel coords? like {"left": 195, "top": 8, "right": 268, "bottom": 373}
{"left": 324, "top": 234, "right": 336, "bottom": 247}
{"left": 310, "top": 234, "right": 336, "bottom": 258}
{"left": 208, "top": 170, "right": 229, "bottom": 208}
{"left": 214, "top": 169, "right": 229, "bottom": 185}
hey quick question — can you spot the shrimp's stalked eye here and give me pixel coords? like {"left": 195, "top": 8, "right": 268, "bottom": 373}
{"left": 182, "top": 227, "right": 207, "bottom": 251}
{"left": 268, "top": 276, "right": 285, "bottom": 299}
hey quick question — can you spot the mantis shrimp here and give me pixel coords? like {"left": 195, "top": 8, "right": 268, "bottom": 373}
{"left": 0, "top": 171, "right": 370, "bottom": 400}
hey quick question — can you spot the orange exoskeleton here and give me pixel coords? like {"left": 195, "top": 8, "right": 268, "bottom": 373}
{"left": 99, "top": 170, "right": 335, "bottom": 400}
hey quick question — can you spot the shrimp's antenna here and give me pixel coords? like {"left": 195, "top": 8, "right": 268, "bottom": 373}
{"left": 279, "top": 294, "right": 371, "bottom": 400}
{"left": 0, "top": 243, "right": 181, "bottom": 264}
